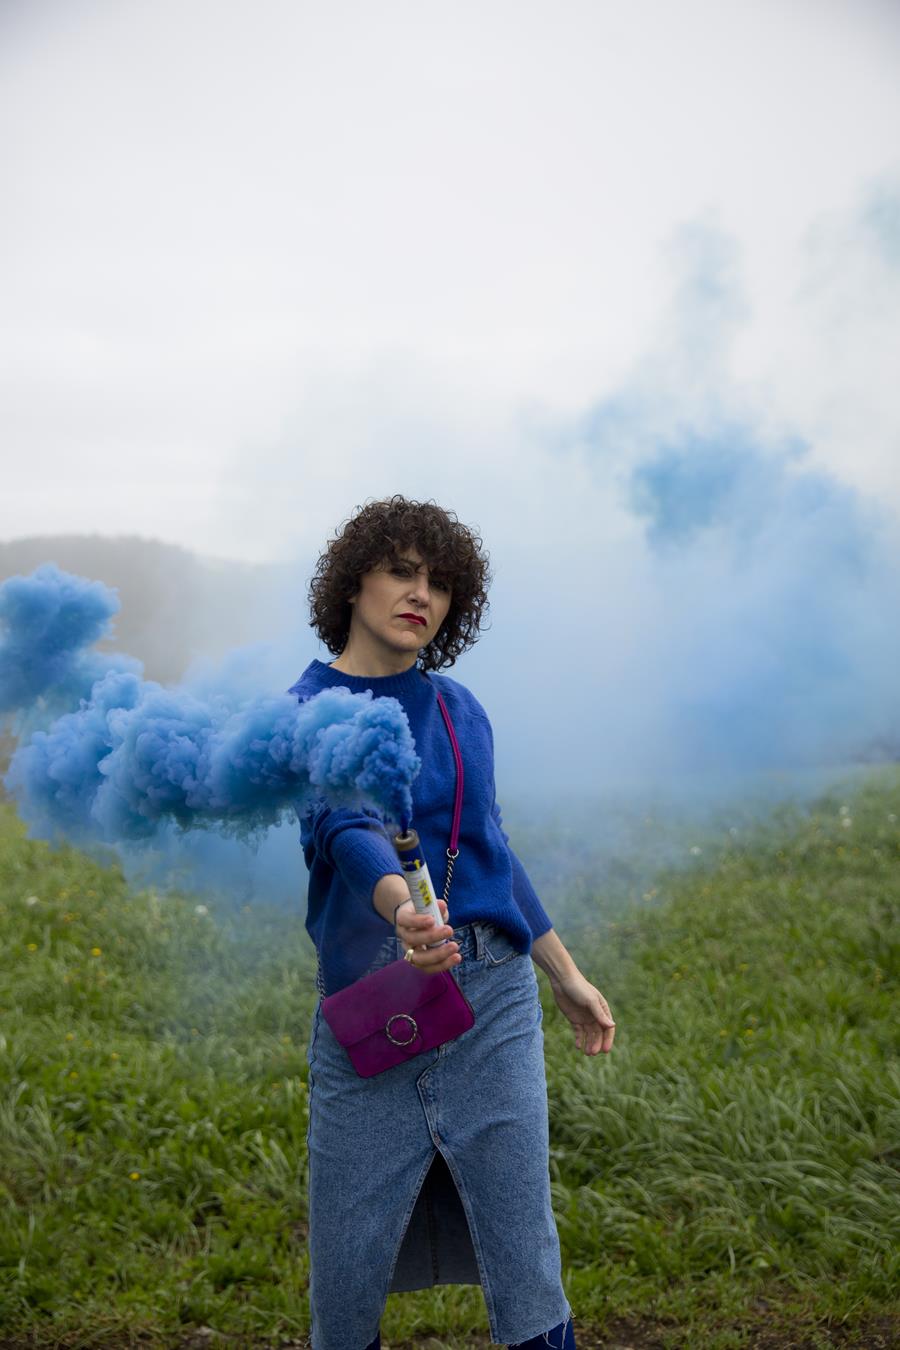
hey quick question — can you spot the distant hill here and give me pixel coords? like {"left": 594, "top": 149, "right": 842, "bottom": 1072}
{"left": 0, "top": 534, "right": 300, "bottom": 685}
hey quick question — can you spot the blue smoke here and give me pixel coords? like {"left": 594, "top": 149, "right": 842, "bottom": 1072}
{"left": 467, "top": 217, "right": 900, "bottom": 805}
{"left": 1, "top": 567, "right": 420, "bottom": 850}
{"left": 622, "top": 424, "right": 900, "bottom": 773}
{"left": 0, "top": 563, "right": 140, "bottom": 722}
{"left": 628, "top": 426, "right": 809, "bottom": 549}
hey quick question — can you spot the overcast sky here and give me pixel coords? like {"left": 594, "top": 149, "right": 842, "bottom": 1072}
{"left": 2, "top": 0, "right": 900, "bottom": 839}
{"left": 2, "top": 0, "right": 899, "bottom": 566}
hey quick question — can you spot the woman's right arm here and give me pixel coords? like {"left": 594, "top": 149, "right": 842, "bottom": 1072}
{"left": 371, "top": 872, "right": 412, "bottom": 923}
{"left": 304, "top": 802, "right": 404, "bottom": 909}
{"left": 306, "top": 805, "right": 460, "bottom": 970}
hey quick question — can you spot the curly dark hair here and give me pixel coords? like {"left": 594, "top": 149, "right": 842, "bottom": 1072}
{"left": 309, "top": 495, "right": 491, "bottom": 671}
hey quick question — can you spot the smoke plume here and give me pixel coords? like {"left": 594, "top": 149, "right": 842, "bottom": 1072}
{"left": 1, "top": 565, "right": 420, "bottom": 852}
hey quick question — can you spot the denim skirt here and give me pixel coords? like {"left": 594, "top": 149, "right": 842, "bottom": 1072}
{"left": 305, "top": 920, "right": 572, "bottom": 1349}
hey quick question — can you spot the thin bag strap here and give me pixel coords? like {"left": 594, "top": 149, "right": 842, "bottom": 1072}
{"left": 434, "top": 688, "right": 463, "bottom": 903}
{"left": 435, "top": 690, "right": 464, "bottom": 855}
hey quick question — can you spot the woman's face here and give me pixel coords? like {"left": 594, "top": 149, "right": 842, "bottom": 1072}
{"left": 348, "top": 548, "right": 452, "bottom": 661}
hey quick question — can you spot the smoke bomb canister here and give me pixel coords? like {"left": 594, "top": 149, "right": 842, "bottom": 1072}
{"left": 393, "top": 828, "right": 446, "bottom": 948}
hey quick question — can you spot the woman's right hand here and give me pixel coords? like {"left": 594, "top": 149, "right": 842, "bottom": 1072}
{"left": 395, "top": 897, "right": 462, "bottom": 972}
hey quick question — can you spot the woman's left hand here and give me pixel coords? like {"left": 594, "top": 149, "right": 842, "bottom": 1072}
{"left": 549, "top": 972, "right": 616, "bottom": 1055}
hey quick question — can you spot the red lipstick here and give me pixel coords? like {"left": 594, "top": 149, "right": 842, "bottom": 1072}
{"left": 398, "top": 613, "right": 426, "bottom": 626}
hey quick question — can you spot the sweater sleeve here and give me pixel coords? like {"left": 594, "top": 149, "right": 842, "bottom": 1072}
{"left": 490, "top": 798, "right": 554, "bottom": 940}
{"left": 303, "top": 803, "right": 405, "bottom": 906}
{"left": 464, "top": 688, "right": 554, "bottom": 941}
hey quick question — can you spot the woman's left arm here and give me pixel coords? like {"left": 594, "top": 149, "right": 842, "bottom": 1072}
{"left": 475, "top": 703, "right": 615, "bottom": 1056}
{"left": 531, "top": 929, "right": 616, "bottom": 1056}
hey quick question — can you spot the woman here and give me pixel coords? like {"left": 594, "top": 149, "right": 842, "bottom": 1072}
{"left": 289, "top": 495, "right": 615, "bottom": 1350}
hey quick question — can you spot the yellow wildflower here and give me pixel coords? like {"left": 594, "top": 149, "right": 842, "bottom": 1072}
{"left": 90, "top": 947, "right": 102, "bottom": 957}
{"left": 65, "top": 1033, "right": 75, "bottom": 1041}
{"left": 129, "top": 1171, "right": 141, "bottom": 1181}
{"left": 26, "top": 943, "right": 38, "bottom": 952}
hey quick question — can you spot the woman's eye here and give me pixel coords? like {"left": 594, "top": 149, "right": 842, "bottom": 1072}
{"left": 390, "top": 562, "right": 448, "bottom": 591}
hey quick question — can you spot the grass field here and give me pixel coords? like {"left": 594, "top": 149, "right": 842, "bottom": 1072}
{"left": 0, "top": 769, "right": 898, "bottom": 1349}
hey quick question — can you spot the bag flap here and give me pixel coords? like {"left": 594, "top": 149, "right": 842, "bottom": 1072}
{"left": 321, "top": 961, "right": 460, "bottom": 1049}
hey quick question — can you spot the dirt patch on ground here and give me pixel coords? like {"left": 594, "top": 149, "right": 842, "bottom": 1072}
{"left": 2, "top": 1315, "right": 898, "bottom": 1350}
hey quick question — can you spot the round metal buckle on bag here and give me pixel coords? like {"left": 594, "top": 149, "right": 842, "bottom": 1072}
{"left": 385, "top": 1013, "right": 419, "bottom": 1047}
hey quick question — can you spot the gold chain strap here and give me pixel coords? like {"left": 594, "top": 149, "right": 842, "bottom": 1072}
{"left": 442, "top": 847, "right": 459, "bottom": 904}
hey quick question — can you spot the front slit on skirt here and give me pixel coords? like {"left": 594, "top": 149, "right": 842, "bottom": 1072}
{"left": 305, "top": 920, "right": 572, "bottom": 1349}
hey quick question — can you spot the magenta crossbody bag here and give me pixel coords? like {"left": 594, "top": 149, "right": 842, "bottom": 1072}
{"left": 318, "top": 689, "right": 475, "bottom": 1077}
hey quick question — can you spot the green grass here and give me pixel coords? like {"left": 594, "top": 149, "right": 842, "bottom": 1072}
{"left": 0, "top": 769, "right": 898, "bottom": 1348}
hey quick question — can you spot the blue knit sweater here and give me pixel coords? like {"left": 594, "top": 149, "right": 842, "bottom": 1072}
{"left": 287, "top": 659, "right": 553, "bottom": 996}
